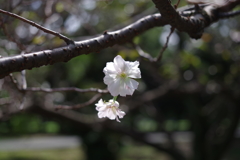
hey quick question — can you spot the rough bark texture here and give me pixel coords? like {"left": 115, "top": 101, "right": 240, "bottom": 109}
{"left": 0, "top": 14, "right": 167, "bottom": 78}
{"left": 0, "top": 0, "right": 240, "bottom": 78}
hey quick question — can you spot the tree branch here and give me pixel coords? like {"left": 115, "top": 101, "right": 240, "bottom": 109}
{"left": 1, "top": 2, "right": 240, "bottom": 78}
{"left": 105, "top": 124, "right": 186, "bottom": 160}
{"left": 155, "top": 27, "right": 175, "bottom": 62}
{"left": 217, "top": 0, "right": 240, "bottom": 12}
{"left": 131, "top": 42, "right": 155, "bottom": 62}
{"left": 55, "top": 93, "right": 102, "bottom": 110}
{"left": 218, "top": 10, "right": 240, "bottom": 18}
{"left": 0, "top": 13, "right": 167, "bottom": 79}
{"left": 0, "top": 9, "right": 74, "bottom": 45}
{"left": 152, "top": 0, "right": 217, "bottom": 39}
{"left": 210, "top": 94, "right": 240, "bottom": 160}
{"left": 0, "top": 15, "right": 26, "bottom": 51}
{"left": 29, "top": 105, "right": 186, "bottom": 160}
{"left": 24, "top": 87, "right": 108, "bottom": 94}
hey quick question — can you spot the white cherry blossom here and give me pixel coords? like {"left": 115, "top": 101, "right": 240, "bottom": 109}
{"left": 103, "top": 55, "right": 141, "bottom": 97}
{"left": 95, "top": 99, "right": 125, "bottom": 122}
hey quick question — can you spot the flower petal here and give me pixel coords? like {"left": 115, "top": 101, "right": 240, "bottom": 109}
{"left": 128, "top": 79, "right": 139, "bottom": 90}
{"left": 95, "top": 99, "right": 105, "bottom": 111}
{"left": 126, "top": 61, "right": 141, "bottom": 79}
{"left": 118, "top": 78, "right": 139, "bottom": 96}
{"left": 109, "top": 100, "right": 119, "bottom": 107}
{"left": 103, "top": 55, "right": 141, "bottom": 97}
{"left": 113, "top": 55, "right": 126, "bottom": 72}
{"left": 103, "top": 74, "right": 115, "bottom": 86}
{"left": 118, "top": 83, "right": 131, "bottom": 96}
{"left": 95, "top": 99, "right": 126, "bottom": 122}
{"left": 107, "top": 78, "right": 122, "bottom": 96}
{"left": 116, "top": 117, "right": 121, "bottom": 122}
{"left": 103, "top": 62, "right": 117, "bottom": 75}
{"left": 98, "top": 111, "right": 106, "bottom": 118}
{"left": 107, "top": 108, "right": 117, "bottom": 120}
{"left": 117, "top": 110, "right": 126, "bottom": 118}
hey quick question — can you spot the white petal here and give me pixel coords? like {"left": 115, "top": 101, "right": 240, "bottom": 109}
{"left": 95, "top": 99, "right": 105, "bottom": 111}
{"left": 98, "top": 111, "right": 106, "bottom": 118}
{"left": 96, "top": 99, "right": 126, "bottom": 122}
{"left": 118, "top": 83, "right": 131, "bottom": 96}
{"left": 97, "top": 106, "right": 108, "bottom": 112}
{"left": 128, "top": 68, "right": 141, "bottom": 79}
{"left": 103, "top": 62, "right": 117, "bottom": 75}
{"left": 109, "top": 100, "right": 119, "bottom": 107}
{"left": 97, "top": 99, "right": 104, "bottom": 104}
{"left": 126, "top": 61, "right": 139, "bottom": 69}
{"left": 118, "top": 78, "right": 139, "bottom": 96}
{"left": 107, "top": 78, "right": 122, "bottom": 96}
{"left": 107, "top": 109, "right": 116, "bottom": 120}
{"left": 116, "top": 117, "right": 121, "bottom": 122}
{"left": 103, "top": 74, "right": 115, "bottom": 85}
{"left": 117, "top": 110, "right": 126, "bottom": 118}
{"left": 113, "top": 55, "right": 126, "bottom": 72}
{"left": 126, "top": 61, "right": 141, "bottom": 79}
{"left": 103, "top": 55, "right": 141, "bottom": 97}
{"left": 128, "top": 79, "right": 139, "bottom": 90}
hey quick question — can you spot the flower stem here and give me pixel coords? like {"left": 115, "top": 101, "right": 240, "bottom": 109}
{"left": 113, "top": 96, "right": 118, "bottom": 102}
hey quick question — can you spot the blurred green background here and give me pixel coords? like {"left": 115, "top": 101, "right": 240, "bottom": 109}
{"left": 0, "top": 0, "right": 240, "bottom": 160}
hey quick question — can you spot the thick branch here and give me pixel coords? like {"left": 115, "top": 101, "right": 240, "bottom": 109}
{"left": 0, "top": 14, "right": 167, "bottom": 79}
{"left": 216, "top": 0, "right": 240, "bottom": 12}
{"left": 1, "top": 1, "right": 240, "bottom": 78}
{"left": 152, "top": 0, "right": 218, "bottom": 39}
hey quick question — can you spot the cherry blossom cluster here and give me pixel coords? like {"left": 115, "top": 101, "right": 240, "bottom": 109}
{"left": 95, "top": 55, "right": 141, "bottom": 122}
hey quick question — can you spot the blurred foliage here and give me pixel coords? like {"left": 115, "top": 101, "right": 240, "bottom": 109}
{"left": 0, "top": 148, "right": 84, "bottom": 160}
{"left": 0, "top": 0, "right": 240, "bottom": 160}
{"left": 0, "top": 113, "right": 60, "bottom": 135}
{"left": 0, "top": 143, "right": 169, "bottom": 160}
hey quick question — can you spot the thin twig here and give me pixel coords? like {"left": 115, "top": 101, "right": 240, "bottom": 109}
{"left": 20, "top": 51, "right": 27, "bottom": 90}
{"left": 24, "top": 87, "right": 108, "bottom": 94}
{"left": 218, "top": 10, "right": 240, "bottom": 19}
{"left": 21, "top": 70, "right": 27, "bottom": 89}
{"left": 132, "top": 29, "right": 177, "bottom": 62}
{"left": 154, "top": 27, "right": 175, "bottom": 62}
{"left": 19, "top": 96, "right": 26, "bottom": 110}
{"left": 20, "top": 62, "right": 27, "bottom": 110}
{"left": 0, "top": 15, "right": 26, "bottom": 51}
{"left": 8, "top": 74, "right": 21, "bottom": 91}
{"left": 8, "top": 63, "right": 27, "bottom": 110}
{"left": 0, "top": 9, "right": 74, "bottom": 45}
{"left": 131, "top": 42, "right": 155, "bottom": 62}
{"left": 174, "top": 0, "right": 181, "bottom": 9}
{"left": 55, "top": 93, "right": 102, "bottom": 110}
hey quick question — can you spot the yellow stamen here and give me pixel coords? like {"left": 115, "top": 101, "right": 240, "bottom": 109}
{"left": 119, "top": 72, "right": 127, "bottom": 78}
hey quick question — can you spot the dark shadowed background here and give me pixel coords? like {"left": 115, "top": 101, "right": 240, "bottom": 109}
{"left": 0, "top": 0, "right": 240, "bottom": 160}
